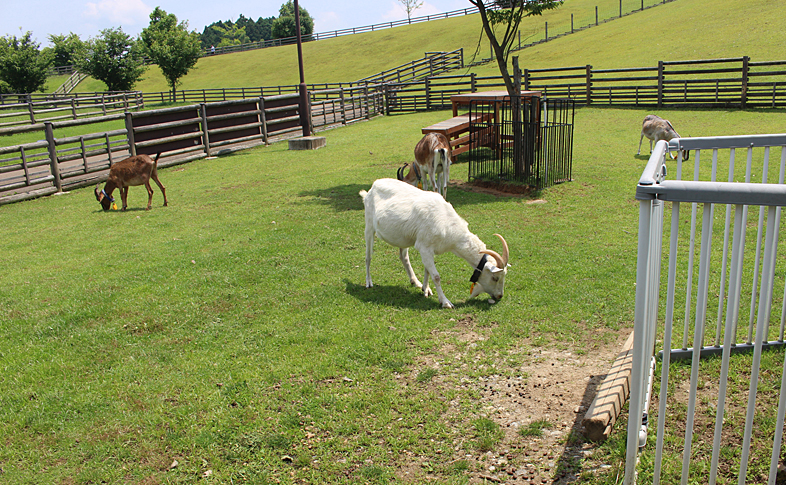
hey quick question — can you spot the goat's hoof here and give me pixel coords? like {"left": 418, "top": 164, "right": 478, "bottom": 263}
{"left": 441, "top": 301, "right": 455, "bottom": 309}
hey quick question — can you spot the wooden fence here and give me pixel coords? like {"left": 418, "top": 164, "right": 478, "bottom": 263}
{"left": 0, "top": 85, "right": 384, "bottom": 205}
{"left": 384, "top": 57, "right": 786, "bottom": 112}
{"left": 0, "top": 92, "right": 144, "bottom": 127}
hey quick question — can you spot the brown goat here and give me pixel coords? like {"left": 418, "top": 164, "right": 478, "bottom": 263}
{"left": 413, "top": 132, "right": 452, "bottom": 198}
{"left": 94, "top": 153, "right": 168, "bottom": 211}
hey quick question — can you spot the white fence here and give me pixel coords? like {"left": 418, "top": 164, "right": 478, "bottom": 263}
{"left": 628, "top": 135, "right": 786, "bottom": 484}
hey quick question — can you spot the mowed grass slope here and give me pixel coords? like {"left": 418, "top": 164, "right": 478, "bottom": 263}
{"left": 1, "top": 106, "right": 784, "bottom": 483}
{"left": 73, "top": 0, "right": 786, "bottom": 94}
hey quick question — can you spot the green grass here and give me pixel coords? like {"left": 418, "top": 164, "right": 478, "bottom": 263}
{"left": 1, "top": 106, "right": 784, "bottom": 483}
{"left": 66, "top": 0, "right": 786, "bottom": 94}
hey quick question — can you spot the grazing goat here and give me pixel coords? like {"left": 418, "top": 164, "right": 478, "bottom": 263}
{"left": 637, "top": 114, "right": 689, "bottom": 160}
{"left": 359, "top": 178, "right": 510, "bottom": 309}
{"left": 414, "top": 132, "right": 452, "bottom": 197}
{"left": 94, "top": 153, "right": 168, "bottom": 211}
{"left": 396, "top": 162, "right": 422, "bottom": 188}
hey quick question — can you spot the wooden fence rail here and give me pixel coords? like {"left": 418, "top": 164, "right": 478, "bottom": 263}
{"left": 0, "top": 92, "right": 144, "bottom": 127}
{"left": 385, "top": 56, "right": 786, "bottom": 112}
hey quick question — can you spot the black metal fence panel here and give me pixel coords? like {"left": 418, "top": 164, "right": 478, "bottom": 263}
{"left": 468, "top": 97, "right": 574, "bottom": 190}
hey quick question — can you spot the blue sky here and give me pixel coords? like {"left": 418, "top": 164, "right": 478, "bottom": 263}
{"left": 2, "top": 0, "right": 470, "bottom": 46}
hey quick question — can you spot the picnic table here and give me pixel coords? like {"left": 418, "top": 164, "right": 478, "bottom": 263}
{"left": 421, "top": 90, "right": 541, "bottom": 156}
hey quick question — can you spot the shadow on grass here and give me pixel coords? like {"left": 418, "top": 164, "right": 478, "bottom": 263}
{"left": 299, "top": 181, "right": 522, "bottom": 214}
{"left": 344, "top": 278, "right": 495, "bottom": 311}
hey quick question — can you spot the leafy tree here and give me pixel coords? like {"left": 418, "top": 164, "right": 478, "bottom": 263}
{"left": 0, "top": 32, "right": 52, "bottom": 94}
{"left": 201, "top": 21, "right": 226, "bottom": 49}
{"left": 469, "top": 0, "right": 562, "bottom": 95}
{"left": 141, "top": 7, "right": 202, "bottom": 99}
{"left": 211, "top": 23, "right": 251, "bottom": 47}
{"left": 254, "top": 17, "right": 276, "bottom": 42}
{"left": 74, "top": 27, "right": 145, "bottom": 92}
{"left": 47, "top": 33, "right": 84, "bottom": 67}
{"left": 398, "top": 0, "right": 424, "bottom": 21}
{"left": 271, "top": 1, "right": 314, "bottom": 40}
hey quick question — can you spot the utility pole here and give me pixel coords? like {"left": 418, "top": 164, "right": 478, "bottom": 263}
{"left": 294, "top": 0, "right": 311, "bottom": 137}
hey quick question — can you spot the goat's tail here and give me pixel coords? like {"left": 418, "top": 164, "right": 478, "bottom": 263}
{"left": 359, "top": 190, "right": 368, "bottom": 200}
{"left": 153, "top": 152, "right": 161, "bottom": 165}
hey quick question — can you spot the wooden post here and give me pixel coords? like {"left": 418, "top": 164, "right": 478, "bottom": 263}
{"left": 44, "top": 122, "right": 62, "bottom": 193}
{"left": 364, "top": 84, "right": 371, "bottom": 120}
{"left": 545, "top": 22, "right": 548, "bottom": 41}
{"left": 657, "top": 61, "right": 664, "bottom": 108}
{"left": 105, "top": 133, "right": 114, "bottom": 166}
{"left": 595, "top": 6, "right": 599, "bottom": 26}
{"left": 571, "top": 14, "right": 574, "bottom": 33}
{"left": 426, "top": 79, "right": 431, "bottom": 111}
{"left": 27, "top": 95, "right": 36, "bottom": 124}
{"left": 21, "top": 146, "right": 31, "bottom": 186}
{"left": 71, "top": 98, "right": 77, "bottom": 120}
{"left": 741, "top": 56, "right": 749, "bottom": 108}
{"left": 200, "top": 104, "right": 212, "bottom": 158}
{"left": 471, "top": 72, "right": 477, "bottom": 93}
{"left": 124, "top": 112, "right": 137, "bottom": 156}
{"left": 258, "top": 97, "right": 269, "bottom": 145}
{"left": 586, "top": 65, "right": 592, "bottom": 105}
{"left": 340, "top": 87, "right": 348, "bottom": 122}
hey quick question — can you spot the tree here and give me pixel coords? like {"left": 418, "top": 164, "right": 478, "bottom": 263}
{"left": 469, "top": 0, "right": 562, "bottom": 95}
{"left": 398, "top": 0, "right": 424, "bottom": 22}
{"left": 141, "top": 7, "right": 202, "bottom": 100}
{"left": 210, "top": 23, "right": 250, "bottom": 47}
{"left": 74, "top": 27, "right": 146, "bottom": 92}
{"left": 47, "top": 33, "right": 84, "bottom": 67}
{"left": 271, "top": 1, "right": 314, "bottom": 40}
{"left": 0, "top": 32, "right": 52, "bottom": 94}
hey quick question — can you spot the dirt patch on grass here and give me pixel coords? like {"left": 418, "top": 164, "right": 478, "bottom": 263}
{"left": 399, "top": 319, "right": 630, "bottom": 484}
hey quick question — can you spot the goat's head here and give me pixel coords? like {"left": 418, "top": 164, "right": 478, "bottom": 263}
{"left": 396, "top": 162, "right": 422, "bottom": 188}
{"left": 94, "top": 184, "right": 114, "bottom": 211}
{"left": 470, "top": 234, "right": 510, "bottom": 301}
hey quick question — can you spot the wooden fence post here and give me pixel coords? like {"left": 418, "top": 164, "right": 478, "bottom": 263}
{"left": 364, "top": 84, "right": 371, "bottom": 120}
{"left": 258, "top": 97, "right": 269, "bottom": 145}
{"left": 426, "top": 79, "right": 431, "bottom": 110}
{"left": 124, "top": 112, "right": 137, "bottom": 156}
{"left": 71, "top": 98, "right": 77, "bottom": 120}
{"left": 340, "top": 88, "right": 348, "bottom": 122}
{"left": 471, "top": 72, "right": 477, "bottom": 93}
{"left": 741, "top": 56, "right": 750, "bottom": 108}
{"left": 200, "top": 103, "right": 213, "bottom": 158}
{"left": 524, "top": 69, "right": 530, "bottom": 91}
{"left": 586, "top": 65, "right": 593, "bottom": 105}
{"left": 657, "top": 61, "right": 664, "bottom": 108}
{"left": 27, "top": 95, "right": 36, "bottom": 124}
{"left": 44, "top": 121, "right": 62, "bottom": 193}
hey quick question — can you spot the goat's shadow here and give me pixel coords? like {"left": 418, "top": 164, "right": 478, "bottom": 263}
{"left": 344, "top": 278, "right": 494, "bottom": 311}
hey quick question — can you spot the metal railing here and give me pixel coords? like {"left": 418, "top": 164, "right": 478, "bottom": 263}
{"left": 628, "top": 135, "right": 786, "bottom": 484}
{"left": 467, "top": 97, "right": 574, "bottom": 190}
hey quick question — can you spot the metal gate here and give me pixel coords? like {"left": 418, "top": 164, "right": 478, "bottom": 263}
{"left": 628, "top": 135, "right": 786, "bottom": 484}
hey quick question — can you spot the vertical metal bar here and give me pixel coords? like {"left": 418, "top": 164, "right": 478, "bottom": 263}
{"left": 710, "top": 203, "right": 747, "bottom": 485}
{"left": 680, "top": 203, "right": 714, "bottom": 484}
{"left": 716, "top": 149, "right": 736, "bottom": 346}
{"left": 625, "top": 197, "right": 655, "bottom": 485}
{"left": 748, "top": 146, "right": 765, "bottom": 343}
{"left": 740, "top": 205, "right": 780, "bottom": 483}
{"left": 682, "top": 150, "right": 702, "bottom": 349}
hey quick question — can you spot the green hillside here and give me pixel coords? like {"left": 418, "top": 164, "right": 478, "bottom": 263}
{"left": 72, "top": 0, "right": 785, "bottom": 94}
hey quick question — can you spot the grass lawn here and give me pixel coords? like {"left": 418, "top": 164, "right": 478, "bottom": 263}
{"left": 1, "top": 105, "right": 784, "bottom": 483}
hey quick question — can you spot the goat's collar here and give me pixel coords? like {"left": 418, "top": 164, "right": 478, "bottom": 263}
{"left": 412, "top": 163, "right": 421, "bottom": 181}
{"left": 101, "top": 189, "right": 114, "bottom": 202}
{"left": 470, "top": 254, "right": 489, "bottom": 283}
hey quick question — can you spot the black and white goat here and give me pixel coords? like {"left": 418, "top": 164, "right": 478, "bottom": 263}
{"left": 360, "top": 178, "right": 510, "bottom": 309}
{"left": 637, "top": 114, "right": 689, "bottom": 160}
{"left": 94, "top": 153, "right": 168, "bottom": 211}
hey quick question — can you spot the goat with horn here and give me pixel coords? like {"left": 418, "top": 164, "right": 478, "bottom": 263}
{"left": 360, "top": 178, "right": 510, "bottom": 309}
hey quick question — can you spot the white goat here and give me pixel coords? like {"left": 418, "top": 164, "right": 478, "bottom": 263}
{"left": 414, "top": 132, "right": 452, "bottom": 197}
{"left": 359, "top": 178, "right": 509, "bottom": 309}
{"left": 637, "top": 114, "right": 689, "bottom": 160}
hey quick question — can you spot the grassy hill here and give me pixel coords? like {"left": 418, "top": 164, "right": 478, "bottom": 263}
{"left": 70, "top": 0, "right": 785, "bottom": 94}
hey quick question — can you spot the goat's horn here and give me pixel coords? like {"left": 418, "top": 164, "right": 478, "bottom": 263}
{"left": 494, "top": 233, "right": 509, "bottom": 265}
{"left": 397, "top": 163, "right": 408, "bottom": 181}
{"left": 480, "top": 249, "right": 505, "bottom": 269}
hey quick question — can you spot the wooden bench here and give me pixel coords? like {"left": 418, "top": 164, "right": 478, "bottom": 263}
{"left": 421, "top": 113, "right": 494, "bottom": 156}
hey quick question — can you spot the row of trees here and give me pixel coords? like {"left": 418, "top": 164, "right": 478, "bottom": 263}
{"left": 200, "top": 2, "right": 313, "bottom": 49}
{"left": 0, "top": 7, "right": 199, "bottom": 96}
{"left": 0, "top": 1, "right": 314, "bottom": 96}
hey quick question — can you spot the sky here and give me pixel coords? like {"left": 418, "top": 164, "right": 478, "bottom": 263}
{"left": 1, "top": 0, "right": 471, "bottom": 46}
